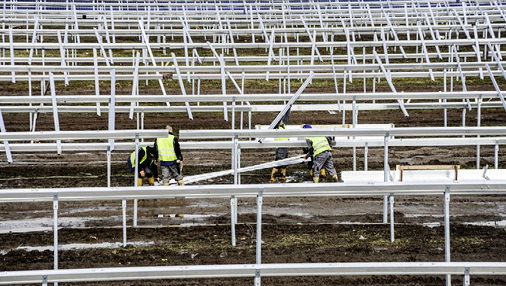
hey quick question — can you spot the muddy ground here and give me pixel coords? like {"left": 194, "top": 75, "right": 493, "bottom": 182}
{"left": 1, "top": 85, "right": 506, "bottom": 285}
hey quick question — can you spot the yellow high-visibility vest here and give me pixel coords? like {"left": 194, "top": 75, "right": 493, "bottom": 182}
{"left": 130, "top": 147, "right": 148, "bottom": 167}
{"left": 306, "top": 136, "right": 331, "bottom": 157}
{"left": 157, "top": 135, "right": 178, "bottom": 162}
{"left": 275, "top": 124, "right": 289, "bottom": 141}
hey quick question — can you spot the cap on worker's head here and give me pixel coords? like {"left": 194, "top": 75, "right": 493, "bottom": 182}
{"left": 302, "top": 124, "right": 312, "bottom": 129}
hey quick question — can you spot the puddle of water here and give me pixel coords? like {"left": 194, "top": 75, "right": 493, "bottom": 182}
{"left": 0, "top": 217, "right": 117, "bottom": 234}
{"left": 463, "top": 220, "right": 506, "bottom": 228}
{"left": 64, "top": 207, "right": 118, "bottom": 215}
{"left": 1, "top": 241, "right": 155, "bottom": 254}
{"left": 423, "top": 222, "right": 441, "bottom": 228}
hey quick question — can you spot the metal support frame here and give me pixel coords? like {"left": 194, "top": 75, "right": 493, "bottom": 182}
{"left": 445, "top": 185, "right": 451, "bottom": 286}
{"left": 230, "top": 195, "right": 236, "bottom": 247}
{"left": 171, "top": 52, "right": 193, "bottom": 120}
{"left": 107, "top": 146, "right": 111, "bottom": 187}
{"left": 52, "top": 192, "right": 58, "bottom": 272}
{"left": 255, "top": 188, "right": 264, "bottom": 286}
{"left": 383, "top": 131, "right": 390, "bottom": 223}
{"left": 48, "top": 73, "right": 61, "bottom": 155}
{"left": 108, "top": 69, "right": 116, "bottom": 151}
{"left": 122, "top": 198, "right": 127, "bottom": 247}
{"left": 389, "top": 193, "right": 395, "bottom": 242}
{"left": 0, "top": 107, "right": 12, "bottom": 163}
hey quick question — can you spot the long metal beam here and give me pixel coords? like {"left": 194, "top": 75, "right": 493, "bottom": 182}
{"left": 1, "top": 101, "right": 504, "bottom": 115}
{"left": 1, "top": 181, "right": 506, "bottom": 203}
{"left": 2, "top": 136, "right": 506, "bottom": 153}
{"left": 0, "top": 130, "right": 168, "bottom": 141}
{"left": 1, "top": 262, "right": 506, "bottom": 285}
{"left": 1, "top": 127, "right": 506, "bottom": 142}
{"left": 0, "top": 91, "right": 503, "bottom": 104}
{"left": 179, "top": 127, "right": 506, "bottom": 140}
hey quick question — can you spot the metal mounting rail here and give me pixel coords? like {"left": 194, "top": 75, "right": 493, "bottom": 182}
{"left": 3, "top": 127, "right": 505, "bottom": 142}
{"left": 2, "top": 137, "right": 506, "bottom": 152}
{"left": 1, "top": 101, "right": 505, "bottom": 114}
{"left": 1, "top": 91, "right": 504, "bottom": 104}
{"left": 1, "top": 181, "right": 506, "bottom": 202}
{"left": 1, "top": 262, "right": 506, "bottom": 285}
{"left": 0, "top": 130, "right": 168, "bottom": 141}
{"left": 179, "top": 126, "right": 506, "bottom": 139}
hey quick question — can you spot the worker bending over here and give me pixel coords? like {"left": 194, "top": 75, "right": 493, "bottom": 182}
{"left": 302, "top": 124, "right": 326, "bottom": 180}
{"left": 127, "top": 145, "right": 160, "bottom": 186}
{"left": 303, "top": 124, "right": 340, "bottom": 183}
{"left": 155, "top": 125, "right": 184, "bottom": 186}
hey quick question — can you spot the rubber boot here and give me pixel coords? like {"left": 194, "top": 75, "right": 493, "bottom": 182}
{"left": 280, "top": 168, "right": 287, "bottom": 181}
{"left": 309, "top": 169, "right": 313, "bottom": 176}
{"left": 163, "top": 182, "right": 170, "bottom": 186}
{"left": 137, "top": 178, "right": 143, "bottom": 186}
{"left": 332, "top": 174, "right": 339, "bottom": 182}
{"left": 313, "top": 176, "right": 319, "bottom": 183}
{"left": 148, "top": 177, "right": 155, "bottom": 186}
{"left": 320, "top": 169, "right": 326, "bottom": 176}
{"left": 270, "top": 168, "right": 279, "bottom": 183}
{"left": 177, "top": 179, "right": 184, "bottom": 186}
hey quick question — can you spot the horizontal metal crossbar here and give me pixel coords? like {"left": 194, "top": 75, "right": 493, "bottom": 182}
{"left": 1, "top": 181, "right": 506, "bottom": 203}
{"left": 2, "top": 127, "right": 506, "bottom": 142}
{"left": 179, "top": 127, "right": 506, "bottom": 139}
{"left": 0, "top": 91, "right": 502, "bottom": 104}
{"left": 0, "top": 130, "right": 168, "bottom": 141}
{"left": 1, "top": 262, "right": 505, "bottom": 284}
{"left": 2, "top": 136, "right": 506, "bottom": 153}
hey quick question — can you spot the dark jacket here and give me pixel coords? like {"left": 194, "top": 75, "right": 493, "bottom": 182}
{"left": 128, "top": 146, "right": 159, "bottom": 177}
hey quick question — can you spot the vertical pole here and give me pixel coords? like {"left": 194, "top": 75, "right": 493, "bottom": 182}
{"left": 237, "top": 146, "right": 242, "bottom": 184}
{"left": 494, "top": 142, "right": 499, "bottom": 170}
{"left": 134, "top": 134, "right": 139, "bottom": 185}
{"left": 352, "top": 96, "right": 357, "bottom": 171}
{"left": 444, "top": 185, "right": 451, "bottom": 286}
{"left": 122, "top": 198, "right": 127, "bottom": 247}
{"left": 364, "top": 142, "right": 368, "bottom": 171}
{"left": 53, "top": 192, "right": 58, "bottom": 272}
{"left": 232, "top": 96, "right": 236, "bottom": 130}
{"left": 389, "top": 193, "right": 395, "bottom": 242}
{"left": 255, "top": 188, "right": 264, "bottom": 286}
{"left": 230, "top": 195, "right": 236, "bottom": 246}
{"left": 476, "top": 97, "right": 481, "bottom": 169}
{"left": 234, "top": 134, "right": 239, "bottom": 184}
{"left": 109, "top": 70, "right": 116, "bottom": 151}
{"left": 463, "top": 267, "right": 470, "bottom": 286}
{"left": 134, "top": 134, "right": 139, "bottom": 227}
{"left": 107, "top": 146, "right": 111, "bottom": 187}
{"left": 443, "top": 69, "right": 447, "bottom": 127}
{"left": 383, "top": 131, "right": 390, "bottom": 223}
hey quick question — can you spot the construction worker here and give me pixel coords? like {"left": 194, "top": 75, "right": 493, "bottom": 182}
{"left": 302, "top": 125, "right": 326, "bottom": 180}
{"left": 302, "top": 124, "right": 340, "bottom": 183}
{"left": 155, "top": 125, "right": 184, "bottom": 186}
{"left": 271, "top": 119, "right": 289, "bottom": 183}
{"left": 127, "top": 145, "right": 160, "bottom": 186}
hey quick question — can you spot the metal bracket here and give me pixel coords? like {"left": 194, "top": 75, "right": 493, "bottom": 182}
{"left": 53, "top": 193, "right": 58, "bottom": 210}
{"left": 463, "top": 267, "right": 470, "bottom": 286}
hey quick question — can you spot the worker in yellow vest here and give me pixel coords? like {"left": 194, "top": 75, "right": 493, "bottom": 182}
{"left": 302, "top": 124, "right": 340, "bottom": 183}
{"left": 127, "top": 145, "right": 160, "bottom": 186}
{"left": 155, "top": 125, "right": 184, "bottom": 186}
{"left": 302, "top": 124, "right": 326, "bottom": 180}
{"left": 270, "top": 120, "right": 289, "bottom": 183}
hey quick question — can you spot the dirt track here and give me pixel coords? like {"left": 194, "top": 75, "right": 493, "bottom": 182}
{"left": 1, "top": 86, "right": 506, "bottom": 285}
